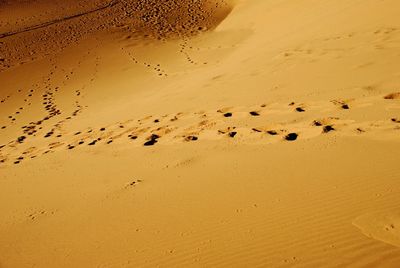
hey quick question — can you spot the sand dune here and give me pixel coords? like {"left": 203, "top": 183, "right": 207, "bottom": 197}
{"left": 1, "top": 0, "right": 400, "bottom": 267}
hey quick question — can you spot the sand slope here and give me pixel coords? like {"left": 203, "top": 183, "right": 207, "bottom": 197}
{"left": 1, "top": 0, "right": 400, "bottom": 267}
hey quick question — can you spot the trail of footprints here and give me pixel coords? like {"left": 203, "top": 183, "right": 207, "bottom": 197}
{"left": 122, "top": 32, "right": 229, "bottom": 76}
{"left": 1, "top": 88, "right": 37, "bottom": 129}
{"left": 0, "top": 52, "right": 100, "bottom": 165}
{"left": 1, "top": 91, "right": 399, "bottom": 166}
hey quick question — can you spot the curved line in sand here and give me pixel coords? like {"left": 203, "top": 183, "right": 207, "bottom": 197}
{"left": 0, "top": 0, "right": 119, "bottom": 39}
{"left": 353, "top": 211, "right": 400, "bottom": 248}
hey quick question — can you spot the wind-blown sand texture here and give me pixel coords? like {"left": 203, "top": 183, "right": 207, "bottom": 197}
{"left": 1, "top": 0, "right": 400, "bottom": 267}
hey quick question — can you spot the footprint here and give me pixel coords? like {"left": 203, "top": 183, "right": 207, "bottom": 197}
{"left": 313, "top": 120, "right": 323, "bottom": 126}
{"left": 144, "top": 134, "right": 160, "bottom": 146}
{"left": 88, "top": 140, "right": 97, "bottom": 146}
{"left": 228, "top": 131, "right": 237, "bottom": 138}
{"left": 285, "top": 133, "right": 298, "bottom": 141}
{"left": 170, "top": 116, "right": 179, "bottom": 122}
{"left": 356, "top": 128, "right": 366, "bottom": 133}
{"left": 185, "top": 135, "right": 198, "bottom": 141}
{"left": 332, "top": 100, "right": 350, "bottom": 110}
{"left": 144, "top": 139, "right": 157, "bottom": 146}
{"left": 384, "top": 92, "right": 400, "bottom": 100}
{"left": 267, "top": 130, "right": 278, "bottom": 136}
{"left": 128, "top": 134, "right": 138, "bottom": 140}
{"left": 322, "top": 125, "right": 335, "bottom": 133}
{"left": 125, "top": 179, "right": 143, "bottom": 188}
{"left": 17, "top": 136, "right": 26, "bottom": 143}
{"left": 249, "top": 111, "right": 260, "bottom": 116}
{"left": 44, "top": 131, "right": 54, "bottom": 138}
{"left": 223, "top": 112, "right": 233, "bottom": 118}
{"left": 341, "top": 104, "right": 350, "bottom": 110}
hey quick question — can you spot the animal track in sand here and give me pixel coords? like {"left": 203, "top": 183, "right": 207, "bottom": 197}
{"left": 3, "top": 59, "right": 88, "bottom": 150}
{"left": 2, "top": 89, "right": 36, "bottom": 125}
{"left": 0, "top": 94, "right": 12, "bottom": 104}
{"left": 124, "top": 50, "right": 169, "bottom": 77}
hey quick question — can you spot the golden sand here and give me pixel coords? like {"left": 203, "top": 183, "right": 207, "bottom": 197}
{"left": 1, "top": 0, "right": 400, "bottom": 267}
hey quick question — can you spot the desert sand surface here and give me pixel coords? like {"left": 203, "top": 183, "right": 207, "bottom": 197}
{"left": 1, "top": 0, "right": 400, "bottom": 267}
